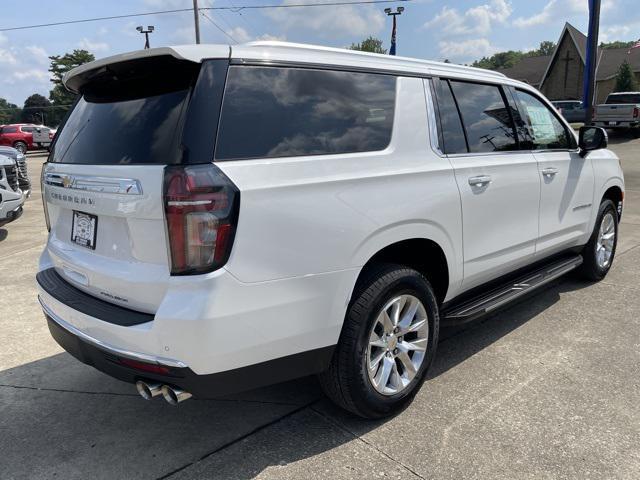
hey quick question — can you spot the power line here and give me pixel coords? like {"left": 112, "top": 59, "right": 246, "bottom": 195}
{"left": 0, "top": 1, "right": 410, "bottom": 32}
{"left": 200, "top": 11, "right": 238, "bottom": 44}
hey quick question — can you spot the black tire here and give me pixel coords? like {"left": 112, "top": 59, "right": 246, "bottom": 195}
{"left": 579, "top": 199, "right": 618, "bottom": 281}
{"left": 319, "top": 263, "right": 439, "bottom": 418}
{"left": 13, "top": 141, "right": 27, "bottom": 154}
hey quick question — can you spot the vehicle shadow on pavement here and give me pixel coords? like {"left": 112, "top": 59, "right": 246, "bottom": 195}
{"left": 0, "top": 228, "right": 8, "bottom": 242}
{"left": 0, "top": 277, "right": 594, "bottom": 480}
{"left": 607, "top": 130, "right": 640, "bottom": 145}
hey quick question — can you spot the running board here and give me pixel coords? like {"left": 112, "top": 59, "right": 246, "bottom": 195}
{"left": 442, "top": 255, "right": 583, "bottom": 325}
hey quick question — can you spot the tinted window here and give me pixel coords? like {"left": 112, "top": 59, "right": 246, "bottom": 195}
{"left": 450, "top": 81, "right": 517, "bottom": 153}
{"left": 606, "top": 94, "right": 640, "bottom": 104}
{"left": 2, "top": 126, "right": 18, "bottom": 134}
{"left": 434, "top": 79, "right": 467, "bottom": 154}
{"left": 515, "top": 90, "right": 572, "bottom": 150}
{"left": 215, "top": 66, "right": 396, "bottom": 160}
{"left": 21, "top": 126, "right": 35, "bottom": 132}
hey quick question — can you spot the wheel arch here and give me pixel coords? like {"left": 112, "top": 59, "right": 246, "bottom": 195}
{"left": 602, "top": 184, "right": 623, "bottom": 219}
{"left": 353, "top": 238, "right": 451, "bottom": 306}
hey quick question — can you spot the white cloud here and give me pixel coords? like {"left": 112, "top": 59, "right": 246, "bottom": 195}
{"left": 227, "top": 27, "right": 251, "bottom": 44}
{"left": 256, "top": 33, "right": 287, "bottom": 42}
{"left": 438, "top": 39, "right": 499, "bottom": 61}
{"left": 267, "top": 0, "right": 384, "bottom": 38}
{"left": 78, "top": 38, "right": 110, "bottom": 53}
{"left": 0, "top": 48, "right": 17, "bottom": 65}
{"left": 425, "top": 0, "right": 512, "bottom": 36}
{"left": 513, "top": 0, "right": 615, "bottom": 28}
{"left": 12, "top": 69, "right": 50, "bottom": 81}
{"left": 25, "top": 46, "right": 49, "bottom": 65}
{"left": 0, "top": 32, "right": 7, "bottom": 45}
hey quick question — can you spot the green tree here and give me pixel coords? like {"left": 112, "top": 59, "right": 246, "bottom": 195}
{"left": 600, "top": 40, "right": 635, "bottom": 49}
{"left": 349, "top": 36, "right": 387, "bottom": 54}
{"left": 48, "top": 49, "right": 95, "bottom": 125}
{"left": 533, "top": 40, "right": 556, "bottom": 56}
{"left": 20, "top": 94, "right": 51, "bottom": 124}
{"left": 0, "top": 98, "right": 21, "bottom": 124}
{"left": 613, "top": 60, "right": 639, "bottom": 92}
{"left": 472, "top": 50, "right": 524, "bottom": 70}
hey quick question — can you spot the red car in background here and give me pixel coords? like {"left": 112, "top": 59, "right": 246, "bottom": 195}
{"left": 0, "top": 124, "right": 54, "bottom": 153}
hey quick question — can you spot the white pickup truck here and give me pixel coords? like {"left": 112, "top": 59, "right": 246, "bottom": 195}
{"left": 593, "top": 92, "right": 640, "bottom": 133}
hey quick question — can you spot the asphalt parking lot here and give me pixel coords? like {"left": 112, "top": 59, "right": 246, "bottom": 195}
{"left": 1, "top": 136, "right": 639, "bottom": 480}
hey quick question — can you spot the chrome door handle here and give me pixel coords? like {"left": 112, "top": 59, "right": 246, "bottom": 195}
{"left": 468, "top": 175, "right": 492, "bottom": 187}
{"left": 542, "top": 167, "right": 559, "bottom": 177}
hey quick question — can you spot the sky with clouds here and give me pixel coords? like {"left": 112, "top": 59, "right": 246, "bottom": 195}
{"left": 1, "top": 0, "right": 640, "bottom": 106}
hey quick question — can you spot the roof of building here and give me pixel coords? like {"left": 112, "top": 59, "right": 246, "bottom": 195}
{"left": 497, "top": 22, "right": 640, "bottom": 87}
{"left": 64, "top": 41, "right": 511, "bottom": 93}
{"left": 496, "top": 55, "right": 551, "bottom": 86}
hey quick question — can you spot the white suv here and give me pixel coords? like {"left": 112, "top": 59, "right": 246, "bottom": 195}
{"left": 37, "top": 43, "right": 624, "bottom": 418}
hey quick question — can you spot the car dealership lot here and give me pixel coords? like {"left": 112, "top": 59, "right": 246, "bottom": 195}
{"left": 1, "top": 138, "right": 639, "bottom": 479}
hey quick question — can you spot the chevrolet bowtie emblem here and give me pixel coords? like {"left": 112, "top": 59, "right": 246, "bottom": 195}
{"left": 62, "top": 176, "right": 73, "bottom": 188}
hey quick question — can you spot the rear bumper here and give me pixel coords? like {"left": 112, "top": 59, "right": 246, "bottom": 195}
{"left": 593, "top": 121, "right": 640, "bottom": 128}
{"left": 43, "top": 299, "right": 333, "bottom": 398}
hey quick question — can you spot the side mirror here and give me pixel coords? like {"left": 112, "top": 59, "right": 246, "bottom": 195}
{"left": 579, "top": 126, "right": 608, "bottom": 157}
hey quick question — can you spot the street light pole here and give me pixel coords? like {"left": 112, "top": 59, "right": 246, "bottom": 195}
{"left": 136, "top": 25, "right": 155, "bottom": 49}
{"left": 583, "top": 0, "right": 601, "bottom": 124}
{"left": 193, "top": 0, "right": 201, "bottom": 44}
{"left": 384, "top": 7, "right": 404, "bottom": 56}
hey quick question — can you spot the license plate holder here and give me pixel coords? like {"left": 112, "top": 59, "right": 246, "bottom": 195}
{"left": 71, "top": 211, "right": 98, "bottom": 250}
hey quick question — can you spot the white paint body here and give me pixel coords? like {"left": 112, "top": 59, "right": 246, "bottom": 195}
{"left": 38, "top": 42, "right": 624, "bottom": 376}
{"left": 0, "top": 154, "right": 25, "bottom": 223}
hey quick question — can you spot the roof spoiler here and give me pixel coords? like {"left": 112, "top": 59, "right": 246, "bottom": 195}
{"left": 63, "top": 45, "right": 231, "bottom": 94}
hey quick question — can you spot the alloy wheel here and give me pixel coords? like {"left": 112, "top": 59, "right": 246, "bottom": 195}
{"left": 366, "top": 294, "right": 429, "bottom": 396}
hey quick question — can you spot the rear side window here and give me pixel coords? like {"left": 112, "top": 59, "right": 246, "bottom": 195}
{"left": 215, "top": 66, "right": 396, "bottom": 160}
{"left": 606, "top": 94, "right": 640, "bottom": 104}
{"left": 21, "top": 126, "right": 35, "bottom": 133}
{"left": 515, "top": 89, "right": 573, "bottom": 150}
{"left": 433, "top": 79, "right": 468, "bottom": 154}
{"left": 449, "top": 81, "right": 518, "bottom": 153}
{"left": 2, "top": 126, "right": 18, "bottom": 134}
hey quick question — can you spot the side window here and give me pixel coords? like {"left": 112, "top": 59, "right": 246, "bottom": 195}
{"left": 215, "top": 66, "right": 396, "bottom": 160}
{"left": 3, "top": 126, "right": 18, "bottom": 134}
{"left": 515, "top": 90, "right": 573, "bottom": 150}
{"left": 21, "top": 126, "right": 34, "bottom": 133}
{"left": 433, "top": 79, "right": 468, "bottom": 154}
{"left": 449, "top": 81, "right": 518, "bottom": 153}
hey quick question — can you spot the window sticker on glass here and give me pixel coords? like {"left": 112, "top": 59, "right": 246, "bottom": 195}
{"left": 525, "top": 106, "right": 557, "bottom": 143}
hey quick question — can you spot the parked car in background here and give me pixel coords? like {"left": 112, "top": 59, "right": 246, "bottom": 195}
{"left": 552, "top": 100, "right": 586, "bottom": 123}
{"left": 593, "top": 92, "right": 640, "bottom": 134}
{"left": 0, "top": 146, "right": 31, "bottom": 197}
{"left": 37, "top": 43, "right": 624, "bottom": 418}
{"left": 0, "top": 153, "right": 25, "bottom": 227}
{"left": 0, "top": 124, "right": 54, "bottom": 153}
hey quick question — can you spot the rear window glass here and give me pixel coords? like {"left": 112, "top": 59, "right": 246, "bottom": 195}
{"left": 450, "top": 81, "right": 517, "bottom": 153}
{"left": 606, "top": 94, "right": 640, "bottom": 104}
{"left": 215, "top": 66, "right": 396, "bottom": 160}
{"left": 49, "top": 56, "right": 201, "bottom": 165}
{"left": 1, "top": 126, "right": 18, "bottom": 134}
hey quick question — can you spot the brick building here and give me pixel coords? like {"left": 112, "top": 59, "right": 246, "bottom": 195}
{"left": 496, "top": 23, "right": 640, "bottom": 104}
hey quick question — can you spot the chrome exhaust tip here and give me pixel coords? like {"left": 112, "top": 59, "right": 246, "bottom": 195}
{"left": 135, "top": 381, "right": 162, "bottom": 400}
{"left": 161, "top": 385, "right": 192, "bottom": 405}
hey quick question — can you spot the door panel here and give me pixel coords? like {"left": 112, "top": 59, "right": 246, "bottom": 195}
{"left": 535, "top": 151, "right": 595, "bottom": 255}
{"left": 450, "top": 153, "right": 540, "bottom": 290}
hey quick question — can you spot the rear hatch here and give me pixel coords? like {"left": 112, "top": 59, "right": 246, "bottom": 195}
{"left": 596, "top": 93, "right": 640, "bottom": 121}
{"left": 42, "top": 52, "right": 228, "bottom": 313}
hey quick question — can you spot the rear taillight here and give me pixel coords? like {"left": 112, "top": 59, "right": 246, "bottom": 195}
{"left": 634, "top": 107, "right": 639, "bottom": 118}
{"left": 164, "top": 164, "right": 239, "bottom": 275}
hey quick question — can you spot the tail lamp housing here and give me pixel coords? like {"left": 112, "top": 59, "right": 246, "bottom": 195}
{"left": 634, "top": 107, "right": 639, "bottom": 119}
{"left": 164, "top": 164, "right": 239, "bottom": 275}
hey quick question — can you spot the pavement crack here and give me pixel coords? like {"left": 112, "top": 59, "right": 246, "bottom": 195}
{"left": 157, "top": 399, "right": 319, "bottom": 480}
{"left": 309, "top": 406, "right": 426, "bottom": 480}
{"left": 0, "top": 383, "right": 311, "bottom": 407}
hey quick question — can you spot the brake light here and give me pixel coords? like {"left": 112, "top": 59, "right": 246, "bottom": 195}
{"left": 164, "top": 164, "right": 239, "bottom": 275}
{"left": 119, "top": 358, "right": 170, "bottom": 375}
{"left": 634, "top": 107, "right": 639, "bottom": 118}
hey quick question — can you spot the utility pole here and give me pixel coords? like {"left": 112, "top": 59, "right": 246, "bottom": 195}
{"left": 193, "top": 0, "right": 201, "bottom": 44}
{"left": 384, "top": 7, "right": 404, "bottom": 56}
{"left": 583, "top": 0, "right": 601, "bottom": 124}
{"left": 136, "top": 25, "right": 155, "bottom": 49}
